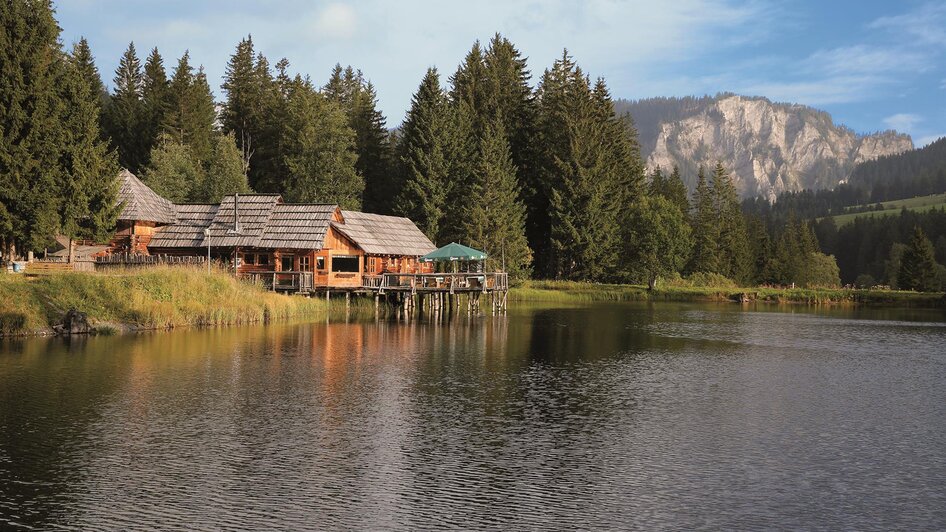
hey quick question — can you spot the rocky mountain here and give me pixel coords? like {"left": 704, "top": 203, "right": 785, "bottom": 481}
{"left": 616, "top": 94, "right": 914, "bottom": 201}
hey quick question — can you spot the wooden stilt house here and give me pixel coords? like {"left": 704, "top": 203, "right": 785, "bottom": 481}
{"left": 105, "top": 170, "right": 437, "bottom": 291}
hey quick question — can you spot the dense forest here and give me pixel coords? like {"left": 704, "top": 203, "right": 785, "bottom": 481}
{"left": 1, "top": 0, "right": 943, "bottom": 291}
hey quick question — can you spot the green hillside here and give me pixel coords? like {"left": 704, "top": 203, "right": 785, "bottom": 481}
{"left": 827, "top": 193, "right": 946, "bottom": 226}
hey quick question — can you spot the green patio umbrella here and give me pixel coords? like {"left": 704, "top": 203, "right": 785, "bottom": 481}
{"left": 420, "top": 242, "right": 487, "bottom": 262}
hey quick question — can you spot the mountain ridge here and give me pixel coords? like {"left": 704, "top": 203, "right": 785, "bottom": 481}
{"left": 616, "top": 94, "right": 913, "bottom": 200}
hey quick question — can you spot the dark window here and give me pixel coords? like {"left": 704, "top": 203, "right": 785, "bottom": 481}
{"left": 300, "top": 256, "right": 311, "bottom": 272}
{"left": 281, "top": 255, "right": 294, "bottom": 271}
{"left": 258, "top": 254, "right": 270, "bottom": 265}
{"left": 244, "top": 253, "right": 256, "bottom": 265}
{"left": 316, "top": 257, "right": 326, "bottom": 271}
{"left": 331, "top": 256, "right": 359, "bottom": 273}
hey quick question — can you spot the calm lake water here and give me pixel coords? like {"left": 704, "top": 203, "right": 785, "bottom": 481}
{"left": 1, "top": 302, "right": 945, "bottom": 530}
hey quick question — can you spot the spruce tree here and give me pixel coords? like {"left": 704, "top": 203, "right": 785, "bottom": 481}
{"left": 482, "top": 33, "right": 536, "bottom": 187}
{"left": 141, "top": 47, "right": 170, "bottom": 164}
{"left": 60, "top": 45, "right": 121, "bottom": 241}
{"left": 665, "top": 165, "right": 690, "bottom": 215}
{"left": 544, "top": 63, "right": 622, "bottom": 280}
{"left": 396, "top": 68, "right": 452, "bottom": 241}
{"left": 281, "top": 79, "right": 362, "bottom": 208}
{"left": 689, "top": 165, "right": 718, "bottom": 274}
{"left": 458, "top": 121, "right": 532, "bottom": 279}
{"left": 323, "top": 65, "right": 393, "bottom": 214}
{"left": 163, "top": 52, "right": 216, "bottom": 166}
{"left": 71, "top": 37, "right": 108, "bottom": 109}
{"left": 0, "top": 0, "right": 66, "bottom": 254}
{"left": 221, "top": 36, "right": 268, "bottom": 188}
{"left": 103, "top": 42, "right": 147, "bottom": 172}
{"left": 899, "top": 226, "right": 941, "bottom": 292}
{"left": 712, "top": 162, "right": 751, "bottom": 282}
{"left": 450, "top": 41, "right": 489, "bottom": 131}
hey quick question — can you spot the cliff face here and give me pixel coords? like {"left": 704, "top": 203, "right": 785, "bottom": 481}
{"left": 619, "top": 95, "right": 913, "bottom": 200}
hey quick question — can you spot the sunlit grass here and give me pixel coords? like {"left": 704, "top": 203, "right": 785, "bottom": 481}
{"left": 0, "top": 266, "right": 327, "bottom": 335}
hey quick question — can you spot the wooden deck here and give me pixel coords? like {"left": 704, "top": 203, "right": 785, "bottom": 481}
{"left": 241, "top": 271, "right": 510, "bottom": 313}
{"left": 242, "top": 272, "right": 508, "bottom": 294}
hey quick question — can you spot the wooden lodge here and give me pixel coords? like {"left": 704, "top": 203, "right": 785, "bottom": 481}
{"left": 111, "top": 170, "right": 441, "bottom": 292}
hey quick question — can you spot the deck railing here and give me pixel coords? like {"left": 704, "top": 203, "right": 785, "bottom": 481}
{"left": 371, "top": 272, "right": 509, "bottom": 292}
{"left": 243, "top": 271, "right": 314, "bottom": 292}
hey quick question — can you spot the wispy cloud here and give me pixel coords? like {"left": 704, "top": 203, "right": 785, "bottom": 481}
{"left": 883, "top": 113, "right": 923, "bottom": 132}
{"left": 869, "top": 2, "right": 946, "bottom": 46}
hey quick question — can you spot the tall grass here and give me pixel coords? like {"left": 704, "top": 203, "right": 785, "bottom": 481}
{"left": 0, "top": 267, "right": 327, "bottom": 335}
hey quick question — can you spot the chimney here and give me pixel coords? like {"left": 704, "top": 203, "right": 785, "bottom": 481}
{"left": 233, "top": 193, "right": 242, "bottom": 234}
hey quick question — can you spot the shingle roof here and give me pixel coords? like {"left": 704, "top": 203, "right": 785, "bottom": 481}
{"left": 259, "top": 204, "right": 338, "bottom": 250}
{"left": 335, "top": 210, "right": 436, "bottom": 256}
{"left": 148, "top": 204, "right": 219, "bottom": 248}
{"left": 205, "top": 194, "right": 281, "bottom": 247}
{"left": 116, "top": 169, "right": 177, "bottom": 224}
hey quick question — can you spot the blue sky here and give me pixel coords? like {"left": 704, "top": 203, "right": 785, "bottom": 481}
{"left": 56, "top": 0, "right": 946, "bottom": 146}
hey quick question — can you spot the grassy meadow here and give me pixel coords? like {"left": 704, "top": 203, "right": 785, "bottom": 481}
{"left": 827, "top": 193, "right": 946, "bottom": 227}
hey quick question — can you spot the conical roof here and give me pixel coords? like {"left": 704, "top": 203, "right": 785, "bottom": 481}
{"left": 420, "top": 242, "right": 487, "bottom": 262}
{"left": 116, "top": 169, "right": 177, "bottom": 224}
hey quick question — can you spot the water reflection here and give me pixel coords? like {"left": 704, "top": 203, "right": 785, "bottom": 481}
{"left": 1, "top": 302, "right": 945, "bottom": 529}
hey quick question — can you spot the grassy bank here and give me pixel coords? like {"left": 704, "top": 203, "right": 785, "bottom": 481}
{"left": 0, "top": 267, "right": 327, "bottom": 336}
{"left": 510, "top": 280, "right": 946, "bottom": 307}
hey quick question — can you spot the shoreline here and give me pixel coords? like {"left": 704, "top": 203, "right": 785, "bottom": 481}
{"left": 508, "top": 281, "right": 946, "bottom": 308}
{"left": 2, "top": 271, "right": 943, "bottom": 338}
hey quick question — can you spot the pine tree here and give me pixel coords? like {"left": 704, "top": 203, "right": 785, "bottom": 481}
{"left": 689, "top": 165, "right": 718, "bottom": 274}
{"left": 712, "top": 162, "right": 751, "bottom": 282}
{"left": 163, "top": 52, "right": 216, "bottom": 166}
{"left": 59, "top": 44, "right": 121, "bottom": 241}
{"left": 71, "top": 37, "right": 108, "bottom": 109}
{"left": 198, "top": 133, "right": 251, "bottom": 202}
{"left": 396, "top": 68, "right": 453, "bottom": 241}
{"left": 665, "top": 165, "right": 690, "bottom": 215}
{"left": 281, "top": 79, "right": 362, "bottom": 208}
{"left": 0, "top": 0, "right": 67, "bottom": 254}
{"left": 450, "top": 41, "right": 489, "bottom": 131}
{"left": 323, "top": 65, "right": 393, "bottom": 213}
{"left": 221, "top": 36, "right": 269, "bottom": 188}
{"left": 482, "top": 33, "right": 536, "bottom": 186}
{"left": 458, "top": 121, "right": 532, "bottom": 279}
{"left": 141, "top": 47, "right": 170, "bottom": 164}
{"left": 899, "top": 226, "right": 941, "bottom": 292}
{"left": 102, "top": 42, "right": 147, "bottom": 172}
{"left": 143, "top": 134, "right": 201, "bottom": 203}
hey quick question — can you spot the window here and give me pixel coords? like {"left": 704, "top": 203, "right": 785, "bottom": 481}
{"left": 244, "top": 253, "right": 256, "bottom": 265}
{"left": 281, "top": 255, "right": 294, "bottom": 271}
{"left": 258, "top": 254, "right": 270, "bottom": 265}
{"left": 300, "top": 256, "right": 311, "bottom": 272}
{"left": 316, "top": 257, "right": 325, "bottom": 271}
{"left": 331, "top": 255, "right": 359, "bottom": 273}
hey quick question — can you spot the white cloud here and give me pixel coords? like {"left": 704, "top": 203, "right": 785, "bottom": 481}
{"left": 803, "top": 45, "right": 929, "bottom": 76}
{"left": 883, "top": 113, "right": 923, "bottom": 133}
{"left": 312, "top": 4, "right": 357, "bottom": 40}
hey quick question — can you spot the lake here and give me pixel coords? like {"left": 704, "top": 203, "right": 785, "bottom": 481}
{"left": 1, "top": 302, "right": 945, "bottom": 530}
